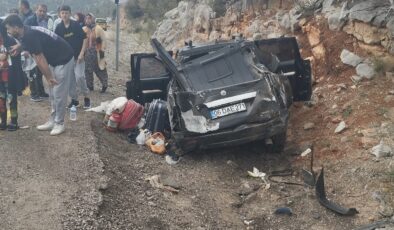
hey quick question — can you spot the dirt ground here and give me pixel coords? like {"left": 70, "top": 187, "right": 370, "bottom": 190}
{"left": 1, "top": 19, "right": 394, "bottom": 230}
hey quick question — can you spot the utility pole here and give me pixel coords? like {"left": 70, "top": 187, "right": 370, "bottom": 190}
{"left": 115, "top": 0, "right": 120, "bottom": 71}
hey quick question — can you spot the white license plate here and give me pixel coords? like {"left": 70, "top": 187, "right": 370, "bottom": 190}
{"left": 210, "top": 102, "right": 246, "bottom": 119}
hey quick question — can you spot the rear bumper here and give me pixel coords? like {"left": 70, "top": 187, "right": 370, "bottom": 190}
{"left": 173, "top": 117, "right": 287, "bottom": 152}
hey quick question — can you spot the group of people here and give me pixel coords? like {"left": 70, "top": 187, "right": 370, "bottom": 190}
{"left": 0, "top": 0, "right": 109, "bottom": 135}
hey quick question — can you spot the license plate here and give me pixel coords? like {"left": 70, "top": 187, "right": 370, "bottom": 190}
{"left": 210, "top": 102, "right": 246, "bottom": 119}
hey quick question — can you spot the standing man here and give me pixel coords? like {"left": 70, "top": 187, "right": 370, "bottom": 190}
{"left": 4, "top": 14, "right": 75, "bottom": 136}
{"left": 84, "top": 13, "right": 108, "bottom": 93}
{"left": 25, "top": 4, "right": 53, "bottom": 102}
{"left": 19, "top": 0, "right": 33, "bottom": 24}
{"left": 55, "top": 5, "right": 91, "bottom": 109}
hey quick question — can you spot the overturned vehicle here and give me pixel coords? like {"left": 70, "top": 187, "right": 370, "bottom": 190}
{"left": 127, "top": 37, "right": 312, "bottom": 153}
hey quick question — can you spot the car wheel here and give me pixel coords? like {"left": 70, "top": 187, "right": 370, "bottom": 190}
{"left": 269, "top": 131, "right": 287, "bottom": 153}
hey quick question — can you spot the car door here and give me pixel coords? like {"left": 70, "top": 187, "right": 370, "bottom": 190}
{"left": 254, "top": 37, "right": 312, "bottom": 101}
{"left": 127, "top": 53, "right": 171, "bottom": 105}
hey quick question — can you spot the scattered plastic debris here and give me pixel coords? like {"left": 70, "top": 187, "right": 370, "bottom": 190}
{"left": 248, "top": 167, "right": 270, "bottom": 189}
{"left": 136, "top": 129, "right": 151, "bottom": 145}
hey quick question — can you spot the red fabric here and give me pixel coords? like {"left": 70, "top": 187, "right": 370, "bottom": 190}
{"left": 118, "top": 100, "right": 144, "bottom": 130}
{"left": 0, "top": 68, "right": 9, "bottom": 82}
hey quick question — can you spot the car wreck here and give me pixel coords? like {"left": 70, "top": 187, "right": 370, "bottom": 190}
{"left": 127, "top": 37, "right": 312, "bottom": 153}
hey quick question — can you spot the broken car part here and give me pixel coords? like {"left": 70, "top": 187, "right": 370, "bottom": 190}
{"left": 315, "top": 168, "right": 359, "bottom": 216}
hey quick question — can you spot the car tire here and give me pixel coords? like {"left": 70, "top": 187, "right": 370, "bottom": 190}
{"left": 269, "top": 131, "right": 287, "bottom": 153}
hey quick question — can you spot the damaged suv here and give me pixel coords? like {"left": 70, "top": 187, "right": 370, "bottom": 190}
{"left": 127, "top": 37, "right": 312, "bottom": 153}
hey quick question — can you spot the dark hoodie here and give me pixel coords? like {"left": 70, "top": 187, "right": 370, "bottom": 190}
{"left": 0, "top": 19, "right": 28, "bottom": 93}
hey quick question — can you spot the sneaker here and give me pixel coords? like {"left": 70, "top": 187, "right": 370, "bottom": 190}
{"left": 7, "top": 123, "right": 18, "bottom": 131}
{"left": 0, "top": 123, "right": 6, "bottom": 130}
{"left": 83, "top": 97, "right": 91, "bottom": 109}
{"left": 30, "top": 96, "right": 43, "bottom": 102}
{"left": 67, "top": 99, "right": 79, "bottom": 109}
{"left": 40, "top": 93, "right": 49, "bottom": 99}
{"left": 37, "top": 120, "right": 55, "bottom": 131}
{"left": 100, "top": 86, "right": 107, "bottom": 93}
{"left": 50, "top": 124, "right": 65, "bottom": 136}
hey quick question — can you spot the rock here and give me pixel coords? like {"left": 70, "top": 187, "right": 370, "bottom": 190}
{"left": 348, "top": 0, "right": 387, "bottom": 24}
{"left": 304, "top": 122, "right": 315, "bottom": 130}
{"left": 379, "top": 205, "right": 394, "bottom": 217}
{"left": 387, "top": 18, "right": 394, "bottom": 37}
{"left": 322, "top": 0, "right": 335, "bottom": 13}
{"left": 327, "top": 10, "right": 345, "bottom": 31}
{"left": 274, "top": 207, "right": 293, "bottom": 216}
{"left": 161, "top": 176, "right": 181, "bottom": 189}
{"left": 356, "top": 63, "right": 375, "bottom": 79}
{"left": 335, "top": 121, "right": 347, "bottom": 134}
{"left": 389, "top": 90, "right": 394, "bottom": 95}
{"left": 371, "top": 141, "right": 392, "bottom": 158}
{"left": 238, "top": 181, "right": 261, "bottom": 196}
{"left": 312, "top": 212, "right": 321, "bottom": 220}
{"left": 340, "top": 49, "right": 363, "bottom": 67}
{"left": 343, "top": 21, "right": 385, "bottom": 45}
{"left": 305, "top": 24, "right": 321, "bottom": 47}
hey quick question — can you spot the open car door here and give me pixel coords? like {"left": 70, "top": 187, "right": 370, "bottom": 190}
{"left": 254, "top": 37, "right": 312, "bottom": 101}
{"left": 127, "top": 53, "right": 171, "bottom": 105}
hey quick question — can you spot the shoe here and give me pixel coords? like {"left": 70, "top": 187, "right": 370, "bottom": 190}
{"left": 40, "top": 93, "right": 49, "bottom": 99}
{"left": 83, "top": 97, "right": 91, "bottom": 109}
{"left": 50, "top": 124, "right": 65, "bottom": 136}
{"left": 37, "top": 120, "right": 55, "bottom": 131}
{"left": 30, "top": 96, "right": 43, "bottom": 102}
{"left": 0, "top": 123, "right": 6, "bottom": 130}
{"left": 67, "top": 99, "right": 79, "bottom": 109}
{"left": 100, "top": 86, "right": 107, "bottom": 93}
{"left": 7, "top": 123, "right": 18, "bottom": 131}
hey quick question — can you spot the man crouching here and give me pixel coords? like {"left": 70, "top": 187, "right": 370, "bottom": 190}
{"left": 4, "top": 14, "right": 74, "bottom": 135}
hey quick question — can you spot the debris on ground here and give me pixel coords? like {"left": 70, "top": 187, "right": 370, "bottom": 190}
{"left": 315, "top": 168, "right": 358, "bottom": 216}
{"left": 247, "top": 167, "right": 270, "bottom": 189}
{"left": 145, "top": 175, "right": 180, "bottom": 193}
{"left": 274, "top": 207, "right": 293, "bottom": 216}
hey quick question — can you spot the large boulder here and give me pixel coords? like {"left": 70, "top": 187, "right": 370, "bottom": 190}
{"left": 340, "top": 49, "right": 363, "bottom": 67}
{"left": 343, "top": 21, "right": 387, "bottom": 45}
{"left": 348, "top": 0, "right": 390, "bottom": 25}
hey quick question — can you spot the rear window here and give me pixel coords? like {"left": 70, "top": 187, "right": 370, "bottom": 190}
{"left": 140, "top": 57, "right": 168, "bottom": 79}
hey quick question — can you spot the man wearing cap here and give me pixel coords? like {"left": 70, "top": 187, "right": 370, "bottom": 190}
{"left": 55, "top": 5, "right": 91, "bottom": 109}
{"left": 4, "top": 14, "right": 74, "bottom": 135}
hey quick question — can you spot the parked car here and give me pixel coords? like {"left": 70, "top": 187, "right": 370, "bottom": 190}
{"left": 95, "top": 18, "right": 108, "bottom": 31}
{"left": 127, "top": 37, "right": 312, "bottom": 154}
